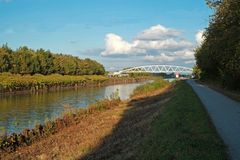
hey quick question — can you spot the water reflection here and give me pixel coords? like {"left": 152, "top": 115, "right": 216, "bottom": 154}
{"left": 0, "top": 82, "right": 146, "bottom": 134}
{"left": 104, "top": 83, "right": 142, "bottom": 100}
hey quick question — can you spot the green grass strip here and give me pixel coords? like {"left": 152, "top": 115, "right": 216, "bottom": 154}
{"left": 132, "top": 78, "right": 169, "bottom": 97}
{"left": 138, "top": 81, "right": 229, "bottom": 160}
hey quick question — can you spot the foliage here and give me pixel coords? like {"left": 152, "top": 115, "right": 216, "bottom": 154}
{"left": 206, "top": 0, "right": 222, "bottom": 9}
{"left": 0, "top": 45, "right": 105, "bottom": 75}
{"left": 128, "top": 72, "right": 152, "bottom": 77}
{"left": 195, "top": 0, "right": 240, "bottom": 89}
{"left": 192, "top": 65, "right": 202, "bottom": 79}
{"left": 0, "top": 73, "right": 108, "bottom": 92}
{"left": 132, "top": 78, "right": 170, "bottom": 97}
{"left": 108, "top": 89, "right": 120, "bottom": 100}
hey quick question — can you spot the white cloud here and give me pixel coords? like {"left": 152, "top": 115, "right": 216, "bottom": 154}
{"left": 136, "top": 24, "right": 181, "bottom": 40}
{"left": 101, "top": 33, "right": 145, "bottom": 56}
{"left": 174, "top": 50, "right": 195, "bottom": 60}
{"left": 144, "top": 49, "right": 195, "bottom": 63}
{"left": 135, "top": 39, "right": 193, "bottom": 51}
{"left": 184, "top": 60, "right": 196, "bottom": 64}
{"left": 101, "top": 25, "right": 193, "bottom": 56}
{"left": 101, "top": 24, "right": 200, "bottom": 65}
{"left": 196, "top": 30, "right": 205, "bottom": 45}
{"left": 144, "top": 53, "right": 176, "bottom": 62}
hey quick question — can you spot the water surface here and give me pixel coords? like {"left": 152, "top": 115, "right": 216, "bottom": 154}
{"left": 0, "top": 82, "right": 147, "bottom": 134}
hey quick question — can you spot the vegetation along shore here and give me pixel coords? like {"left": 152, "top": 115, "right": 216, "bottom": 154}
{"left": 0, "top": 45, "right": 151, "bottom": 94}
{"left": 0, "top": 72, "right": 150, "bottom": 94}
{"left": 0, "top": 78, "right": 228, "bottom": 160}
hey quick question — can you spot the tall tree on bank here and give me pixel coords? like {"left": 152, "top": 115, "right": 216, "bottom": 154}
{"left": 195, "top": 0, "right": 240, "bottom": 89}
{"left": 0, "top": 44, "right": 105, "bottom": 76}
{"left": 0, "top": 44, "right": 12, "bottom": 72}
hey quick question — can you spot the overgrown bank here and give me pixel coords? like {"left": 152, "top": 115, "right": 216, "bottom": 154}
{"left": 0, "top": 80, "right": 229, "bottom": 159}
{"left": 0, "top": 78, "right": 171, "bottom": 159}
{"left": 0, "top": 73, "right": 150, "bottom": 94}
{"left": 0, "top": 95, "right": 122, "bottom": 154}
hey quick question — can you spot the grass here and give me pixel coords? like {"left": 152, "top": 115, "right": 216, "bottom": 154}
{"left": 132, "top": 78, "right": 170, "bottom": 98}
{"left": 137, "top": 81, "right": 229, "bottom": 160}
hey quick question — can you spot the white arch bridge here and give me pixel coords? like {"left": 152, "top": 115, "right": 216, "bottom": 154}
{"left": 117, "top": 65, "right": 193, "bottom": 75}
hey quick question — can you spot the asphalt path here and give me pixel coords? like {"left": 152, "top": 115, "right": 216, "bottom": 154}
{"left": 187, "top": 80, "right": 240, "bottom": 160}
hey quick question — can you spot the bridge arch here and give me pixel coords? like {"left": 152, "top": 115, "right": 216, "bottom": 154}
{"left": 119, "top": 65, "right": 193, "bottom": 74}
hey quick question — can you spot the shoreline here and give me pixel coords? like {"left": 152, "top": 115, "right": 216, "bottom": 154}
{"left": 0, "top": 76, "right": 151, "bottom": 96}
{"left": 0, "top": 78, "right": 171, "bottom": 157}
{"left": 0, "top": 80, "right": 229, "bottom": 160}
{"left": 0, "top": 76, "right": 152, "bottom": 136}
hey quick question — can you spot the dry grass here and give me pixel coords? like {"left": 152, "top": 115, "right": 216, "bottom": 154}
{"left": 0, "top": 82, "right": 173, "bottom": 160}
{"left": 0, "top": 98, "right": 121, "bottom": 154}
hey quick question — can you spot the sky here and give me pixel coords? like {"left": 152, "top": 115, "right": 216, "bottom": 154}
{"left": 0, "top": 0, "right": 212, "bottom": 71}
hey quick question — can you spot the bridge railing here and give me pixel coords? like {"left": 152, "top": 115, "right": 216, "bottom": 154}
{"left": 119, "top": 65, "right": 193, "bottom": 74}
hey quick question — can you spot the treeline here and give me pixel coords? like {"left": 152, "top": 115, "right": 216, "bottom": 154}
{"left": 0, "top": 44, "right": 105, "bottom": 75}
{"left": 195, "top": 0, "right": 240, "bottom": 89}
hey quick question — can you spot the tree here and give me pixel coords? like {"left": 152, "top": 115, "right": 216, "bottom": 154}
{"left": 206, "top": 0, "right": 222, "bottom": 9}
{"left": 0, "top": 45, "right": 106, "bottom": 76}
{"left": 36, "top": 49, "right": 54, "bottom": 75}
{"left": 192, "top": 65, "right": 201, "bottom": 79}
{"left": 0, "top": 44, "right": 12, "bottom": 72}
{"left": 15, "top": 46, "right": 34, "bottom": 74}
{"left": 195, "top": 0, "right": 240, "bottom": 89}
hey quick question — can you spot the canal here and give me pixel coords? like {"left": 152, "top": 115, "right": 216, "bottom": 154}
{"left": 0, "top": 81, "right": 148, "bottom": 134}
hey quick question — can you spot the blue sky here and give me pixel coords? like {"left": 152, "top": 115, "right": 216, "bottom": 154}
{"left": 0, "top": 0, "right": 212, "bottom": 71}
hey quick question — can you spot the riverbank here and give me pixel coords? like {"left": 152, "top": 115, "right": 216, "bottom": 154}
{"left": 0, "top": 73, "right": 150, "bottom": 95}
{"left": 0, "top": 78, "right": 171, "bottom": 159}
{"left": 0, "top": 80, "right": 228, "bottom": 159}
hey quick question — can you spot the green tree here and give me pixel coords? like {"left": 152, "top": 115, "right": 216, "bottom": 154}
{"left": 196, "top": 0, "right": 240, "bottom": 89}
{"left": 15, "top": 46, "right": 34, "bottom": 74}
{"left": 0, "top": 44, "right": 12, "bottom": 72}
{"left": 36, "top": 49, "right": 54, "bottom": 75}
{"left": 0, "top": 45, "right": 105, "bottom": 76}
{"left": 192, "top": 65, "right": 202, "bottom": 79}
